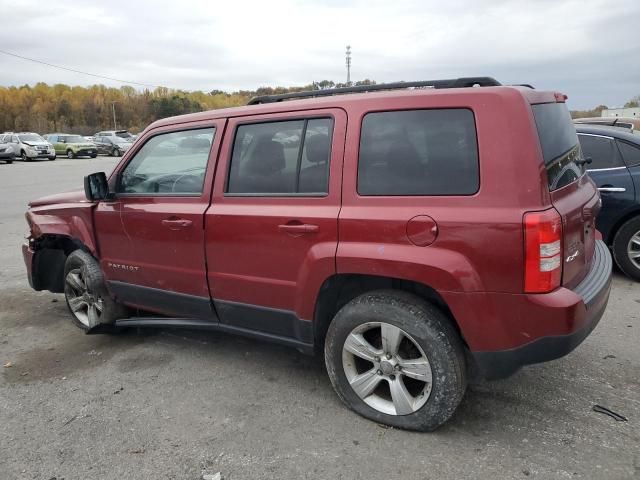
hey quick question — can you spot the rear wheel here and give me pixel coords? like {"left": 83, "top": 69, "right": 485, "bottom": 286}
{"left": 5, "top": 159, "right": 12, "bottom": 164}
{"left": 63, "top": 250, "right": 128, "bottom": 330}
{"left": 48, "top": 156, "right": 56, "bottom": 161}
{"left": 324, "top": 290, "right": 467, "bottom": 431}
{"left": 66, "top": 149, "right": 76, "bottom": 159}
{"left": 90, "top": 154, "right": 97, "bottom": 158}
{"left": 613, "top": 216, "right": 640, "bottom": 281}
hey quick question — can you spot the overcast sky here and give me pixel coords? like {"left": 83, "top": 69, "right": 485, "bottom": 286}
{"left": 0, "top": 0, "right": 638, "bottom": 109}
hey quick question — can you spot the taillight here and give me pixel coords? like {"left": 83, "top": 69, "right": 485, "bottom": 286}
{"left": 524, "top": 208, "right": 562, "bottom": 293}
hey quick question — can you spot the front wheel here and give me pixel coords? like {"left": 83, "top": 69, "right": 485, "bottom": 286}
{"left": 324, "top": 290, "right": 467, "bottom": 431}
{"left": 21, "top": 151, "right": 31, "bottom": 162}
{"left": 112, "top": 148, "right": 121, "bottom": 157}
{"left": 48, "top": 156, "right": 56, "bottom": 161}
{"left": 5, "top": 159, "right": 12, "bottom": 164}
{"left": 63, "top": 250, "right": 128, "bottom": 330}
{"left": 90, "top": 154, "right": 97, "bottom": 158}
{"left": 613, "top": 216, "right": 640, "bottom": 281}
{"left": 66, "top": 149, "right": 76, "bottom": 159}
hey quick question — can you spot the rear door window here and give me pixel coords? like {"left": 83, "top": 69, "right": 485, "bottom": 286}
{"left": 357, "top": 109, "right": 479, "bottom": 196}
{"left": 577, "top": 134, "right": 624, "bottom": 170}
{"left": 617, "top": 140, "right": 640, "bottom": 167}
{"left": 532, "top": 103, "right": 583, "bottom": 190}
{"left": 226, "top": 118, "right": 333, "bottom": 195}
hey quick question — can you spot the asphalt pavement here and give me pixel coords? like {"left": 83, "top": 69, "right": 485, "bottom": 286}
{"left": 0, "top": 157, "right": 638, "bottom": 479}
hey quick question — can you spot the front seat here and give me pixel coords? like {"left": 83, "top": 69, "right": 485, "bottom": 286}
{"left": 299, "top": 134, "right": 330, "bottom": 193}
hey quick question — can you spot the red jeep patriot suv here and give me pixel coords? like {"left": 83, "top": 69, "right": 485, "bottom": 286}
{"left": 23, "top": 77, "right": 612, "bottom": 431}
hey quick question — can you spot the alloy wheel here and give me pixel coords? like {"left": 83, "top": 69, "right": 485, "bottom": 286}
{"left": 628, "top": 230, "right": 640, "bottom": 269}
{"left": 64, "top": 267, "right": 104, "bottom": 327}
{"left": 342, "top": 321, "right": 433, "bottom": 416}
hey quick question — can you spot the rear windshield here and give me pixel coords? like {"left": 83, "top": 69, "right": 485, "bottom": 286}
{"left": 532, "top": 103, "right": 583, "bottom": 191}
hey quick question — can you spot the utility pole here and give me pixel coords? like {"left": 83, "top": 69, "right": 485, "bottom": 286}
{"left": 111, "top": 101, "right": 117, "bottom": 130}
{"left": 345, "top": 45, "right": 351, "bottom": 86}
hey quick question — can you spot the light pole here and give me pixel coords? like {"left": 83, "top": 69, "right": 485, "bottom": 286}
{"left": 345, "top": 45, "right": 351, "bottom": 86}
{"left": 111, "top": 101, "right": 118, "bottom": 130}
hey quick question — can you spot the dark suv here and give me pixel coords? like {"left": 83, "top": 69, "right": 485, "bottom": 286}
{"left": 22, "top": 78, "right": 612, "bottom": 431}
{"left": 576, "top": 124, "right": 640, "bottom": 280}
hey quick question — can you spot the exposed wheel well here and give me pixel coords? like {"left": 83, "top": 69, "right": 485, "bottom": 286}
{"left": 313, "top": 274, "right": 465, "bottom": 354}
{"left": 606, "top": 210, "right": 640, "bottom": 245}
{"left": 31, "top": 235, "right": 90, "bottom": 293}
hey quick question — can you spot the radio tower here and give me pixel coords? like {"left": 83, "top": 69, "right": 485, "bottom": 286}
{"left": 345, "top": 45, "right": 352, "bottom": 86}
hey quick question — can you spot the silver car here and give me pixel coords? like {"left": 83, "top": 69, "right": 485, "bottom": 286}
{"left": 1, "top": 132, "right": 56, "bottom": 161}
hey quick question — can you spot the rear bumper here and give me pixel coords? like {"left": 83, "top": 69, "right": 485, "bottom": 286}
{"left": 467, "top": 240, "right": 612, "bottom": 379}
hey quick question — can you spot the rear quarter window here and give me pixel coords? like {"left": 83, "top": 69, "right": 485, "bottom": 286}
{"left": 532, "top": 103, "right": 583, "bottom": 190}
{"left": 357, "top": 109, "right": 479, "bottom": 196}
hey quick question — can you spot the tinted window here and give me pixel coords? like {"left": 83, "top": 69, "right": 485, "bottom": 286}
{"left": 578, "top": 135, "right": 623, "bottom": 170}
{"left": 227, "top": 118, "right": 332, "bottom": 195}
{"left": 532, "top": 103, "right": 584, "bottom": 190}
{"left": 357, "top": 109, "right": 479, "bottom": 196}
{"left": 118, "top": 128, "right": 214, "bottom": 195}
{"left": 617, "top": 140, "right": 640, "bottom": 167}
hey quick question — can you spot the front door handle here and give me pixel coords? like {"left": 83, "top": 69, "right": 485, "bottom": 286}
{"left": 598, "top": 186, "right": 626, "bottom": 193}
{"left": 278, "top": 223, "right": 319, "bottom": 234}
{"left": 162, "top": 218, "right": 193, "bottom": 229}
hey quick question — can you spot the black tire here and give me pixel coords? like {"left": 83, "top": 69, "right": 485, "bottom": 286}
{"left": 63, "top": 250, "right": 128, "bottom": 331}
{"left": 612, "top": 216, "right": 640, "bottom": 281}
{"left": 48, "top": 156, "right": 56, "bottom": 161}
{"left": 324, "top": 290, "right": 467, "bottom": 431}
{"left": 90, "top": 154, "right": 97, "bottom": 158}
{"left": 5, "top": 159, "right": 12, "bottom": 164}
{"left": 21, "top": 150, "right": 31, "bottom": 162}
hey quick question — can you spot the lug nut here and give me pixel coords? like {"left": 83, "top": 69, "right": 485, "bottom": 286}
{"left": 389, "top": 375, "right": 396, "bottom": 380}
{"left": 374, "top": 356, "right": 380, "bottom": 362}
{"left": 376, "top": 370, "right": 383, "bottom": 375}
{"left": 394, "top": 365, "right": 401, "bottom": 371}
{"left": 386, "top": 353, "right": 392, "bottom": 360}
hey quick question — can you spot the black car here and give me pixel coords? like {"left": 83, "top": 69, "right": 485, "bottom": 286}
{"left": 93, "top": 135, "right": 133, "bottom": 157}
{"left": 577, "top": 124, "right": 640, "bottom": 280}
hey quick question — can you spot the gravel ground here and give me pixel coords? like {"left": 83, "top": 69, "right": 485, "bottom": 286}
{"left": 0, "top": 157, "right": 639, "bottom": 480}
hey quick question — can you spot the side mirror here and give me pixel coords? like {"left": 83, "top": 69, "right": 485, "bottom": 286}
{"left": 84, "top": 172, "right": 111, "bottom": 201}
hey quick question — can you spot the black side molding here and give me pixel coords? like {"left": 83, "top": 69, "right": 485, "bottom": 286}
{"left": 107, "top": 281, "right": 217, "bottom": 320}
{"left": 113, "top": 317, "right": 314, "bottom": 354}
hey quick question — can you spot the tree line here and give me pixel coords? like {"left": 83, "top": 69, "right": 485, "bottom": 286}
{"left": 0, "top": 80, "right": 636, "bottom": 135}
{"left": 0, "top": 80, "right": 375, "bottom": 135}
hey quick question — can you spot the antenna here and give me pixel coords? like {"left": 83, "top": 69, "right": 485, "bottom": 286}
{"left": 345, "top": 45, "right": 352, "bottom": 86}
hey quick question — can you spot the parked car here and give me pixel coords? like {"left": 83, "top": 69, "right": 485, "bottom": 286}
{"left": 574, "top": 117, "right": 640, "bottom": 132}
{"left": 44, "top": 134, "right": 97, "bottom": 159}
{"left": 0, "top": 137, "right": 14, "bottom": 164}
{"left": 576, "top": 124, "right": 640, "bottom": 280}
{"left": 23, "top": 77, "right": 612, "bottom": 431}
{"left": 0, "top": 132, "right": 56, "bottom": 161}
{"left": 95, "top": 130, "right": 137, "bottom": 141}
{"left": 93, "top": 135, "right": 133, "bottom": 157}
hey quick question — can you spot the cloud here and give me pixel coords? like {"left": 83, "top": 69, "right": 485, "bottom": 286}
{"left": 0, "top": 0, "right": 637, "bottom": 108}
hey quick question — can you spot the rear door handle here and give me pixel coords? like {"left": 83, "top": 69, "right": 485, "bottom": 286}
{"left": 598, "top": 187, "right": 626, "bottom": 193}
{"left": 278, "top": 223, "right": 319, "bottom": 234}
{"left": 161, "top": 218, "right": 193, "bottom": 229}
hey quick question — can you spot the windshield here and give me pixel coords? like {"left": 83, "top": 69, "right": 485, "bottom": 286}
{"left": 116, "top": 132, "right": 133, "bottom": 139}
{"left": 19, "top": 134, "right": 45, "bottom": 143}
{"left": 62, "top": 135, "right": 85, "bottom": 143}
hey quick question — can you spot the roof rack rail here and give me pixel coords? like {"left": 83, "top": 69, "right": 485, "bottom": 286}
{"left": 247, "top": 76, "right": 502, "bottom": 105}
